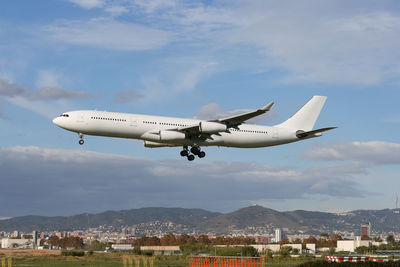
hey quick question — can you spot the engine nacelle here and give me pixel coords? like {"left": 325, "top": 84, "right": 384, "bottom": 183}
{"left": 144, "top": 141, "right": 176, "bottom": 148}
{"left": 199, "top": 121, "right": 227, "bottom": 134}
{"left": 159, "top": 130, "right": 186, "bottom": 141}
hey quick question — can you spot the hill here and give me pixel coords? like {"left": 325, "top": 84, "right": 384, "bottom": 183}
{"left": 0, "top": 207, "right": 220, "bottom": 232}
{"left": 1, "top": 206, "right": 400, "bottom": 234}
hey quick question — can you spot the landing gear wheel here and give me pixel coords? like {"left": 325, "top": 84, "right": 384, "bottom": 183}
{"left": 198, "top": 151, "right": 206, "bottom": 158}
{"left": 190, "top": 146, "right": 200, "bottom": 155}
{"left": 79, "top": 139, "right": 84, "bottom": 145}
{"left": 187, "top": 154, "right": 195, "bottom": 161}
{"left": 180, "top": 150, "right": 188, "bottom": 157}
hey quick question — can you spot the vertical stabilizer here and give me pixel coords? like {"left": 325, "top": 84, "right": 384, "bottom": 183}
{"left": 276, "top": 96, "right": 327, "bottom": 131}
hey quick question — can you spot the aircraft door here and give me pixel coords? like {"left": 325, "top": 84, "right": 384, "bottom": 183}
{"left": 272, "top": 128, "right": 279, "bottom": 139}
{"left": 130, "top": 118, "right": 137, "bottom": 127}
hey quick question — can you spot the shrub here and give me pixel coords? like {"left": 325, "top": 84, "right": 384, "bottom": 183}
{"left": 61, "top": 250, "right": 85, "bottom": 256}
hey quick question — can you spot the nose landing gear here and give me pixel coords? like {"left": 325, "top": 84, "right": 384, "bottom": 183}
{"left": 78, "top": 133, "right": 84, "bottom": 145}
{"left": 180, "top": 146, "right": 206, "bottom": 161}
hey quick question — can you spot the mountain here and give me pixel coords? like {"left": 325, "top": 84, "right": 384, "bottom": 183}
{"left": 0, "top": 207, "right": 221, "bottom": 232}
{"left": 1, "top": 206, "right": 400, "bottom": 234}
{"left": 200, "top": 206, "right": 400, "bottom": 234}
{"left": 198, "top": 205, "right": 304, "bottom": 233}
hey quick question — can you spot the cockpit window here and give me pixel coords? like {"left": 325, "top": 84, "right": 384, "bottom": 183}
{"left": 60, "top": 114, "right": 69, "bottom": 117}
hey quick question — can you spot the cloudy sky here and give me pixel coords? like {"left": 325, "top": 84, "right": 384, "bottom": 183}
{"left": 1, "top": 0, "right": 400, "bottom": 217}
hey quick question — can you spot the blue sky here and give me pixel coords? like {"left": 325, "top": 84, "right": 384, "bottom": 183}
{"left": 0, "top": 0, "right": 400, "bottom": 217}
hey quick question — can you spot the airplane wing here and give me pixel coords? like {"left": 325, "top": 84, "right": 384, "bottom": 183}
{"left": 172, "top": 101, "right": 274, "bottom": 137}
{"left": 215, "top": 101, "right": 274, "bottom": 127}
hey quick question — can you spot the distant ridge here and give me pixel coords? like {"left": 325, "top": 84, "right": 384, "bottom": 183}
{"left": 1, "top": 206, "right": 400, "bottom": 234}
{"left": 0, "top": 207, "right": 220, "bottom": 232}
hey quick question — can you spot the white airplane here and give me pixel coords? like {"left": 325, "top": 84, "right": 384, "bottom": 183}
{"left": 53, "top": 95, "right": 336, "bottom": 161}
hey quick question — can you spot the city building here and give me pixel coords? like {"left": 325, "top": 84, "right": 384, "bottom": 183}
{"left": 336, "top": 237, "right": 371, "bottom": 252}
{"left": 140, "top": 246, "right": 181, "bottom": 255}
{"left": 361, "top": 223, "right": 371, "bottom": 236}
{"left": 275, "top": 229, "right": 282, "bottom": 243}
{"left": 1, "top": 238, "right": 34, "bottom": 249}
{"left": 111, "top": 244, "right": 134, "bottom": 251}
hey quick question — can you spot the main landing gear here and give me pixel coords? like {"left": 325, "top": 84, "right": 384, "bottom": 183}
{"left": 78, "top": 133, "right": 84, "bottom": 145}
{"left": 180, "top": 146, "right": 206, "bottom": 161}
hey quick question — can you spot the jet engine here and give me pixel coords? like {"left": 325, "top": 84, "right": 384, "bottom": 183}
{"left": 144, "top": 141, "right": 176, "bottom": 148}
{"left": 199, "top": 121, "right": 227, "bottom": 134}
{"left": 159, "top": 130, "right": 186, "bottom": 141}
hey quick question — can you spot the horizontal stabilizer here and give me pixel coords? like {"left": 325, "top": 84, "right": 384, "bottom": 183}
{"left": 296, "top": 127, "right": 337, "bottom": 138}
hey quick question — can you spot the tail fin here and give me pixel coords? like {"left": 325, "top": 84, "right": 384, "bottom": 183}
{"left": 276, "top": 96, "right": 327, "bottom": 131}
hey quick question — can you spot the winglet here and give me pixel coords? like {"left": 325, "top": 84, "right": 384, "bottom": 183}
{"left": 261, "top": 101, "right": 274, "bottom": 111}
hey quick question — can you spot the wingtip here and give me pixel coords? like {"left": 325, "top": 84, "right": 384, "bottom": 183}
{"left": 262, "top": 101, "right": 274, "bottom": 111}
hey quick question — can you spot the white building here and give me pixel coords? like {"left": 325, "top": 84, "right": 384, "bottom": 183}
{"left": 1, "top": 238, "right": 34, "bottom": 249}
{"left": 282, "top": 244, "right": 302, "bottom": 254}
{"left": 336, "top": 237, "right": 371, "bottom": 252}
{"left": 275, "top": 229, "right": 282, "bottom": 243}
{"left": 305, "top": 244, "right": 316, "bottom": 254}
{"left": 251, "top": 244, "right": 281, "bottom": 253}
{"left": 140, "top": 246, "right": 181, "bottom": 255}
{"left": 111, "top": 244, "right": 134, "bottom": 251}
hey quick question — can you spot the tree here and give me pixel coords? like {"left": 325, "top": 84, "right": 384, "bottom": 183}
{"left": 177, "top": 234, "right": 196, "bottom": 245}
{"left": 197, "top": 234, "right": 211, "bottom": 245}
{"left": 278, "top": 246, "right": 292, "bottom": 258}
{"left": 386, "top": 235, "right": 395, "bottom": 244}
{"left": 48, "top": 236, "right": 60, "bottom": 247}
{"left": 293, "top": 238, "right": 302, "bottom": 244}
{"left": 86, "top": 240, "right": 107, "bottom": 251}
{"left": 161, "top": 233, "right": 177, "bottom": 246}
{"left": 241, "top": 246, "right": 259, "bottom": 257}
{"left": 279, "top": 238, "right": 289, "bottom": 245}
{"left": 212, "top": 236, "right": 226, "bottom": 245}
{"left": 330, "top": 234, "right": 342, "bottom": 241}
{"left": 355, "top": 246, "right": 369, "bottom": 254}
{"left": 319, "top": 233, "right": 329, "bottom": 240}
{"left": 303, "top": 236, "right": 317, "bottom": 244}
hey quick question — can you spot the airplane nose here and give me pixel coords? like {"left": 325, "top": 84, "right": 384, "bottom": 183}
{"left": 53, "top": 117, "right": 60, "bottom": 126}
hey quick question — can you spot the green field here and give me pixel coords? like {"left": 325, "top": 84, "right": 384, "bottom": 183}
{"left": 1, "top": 254, "right": 315, "bottom": 267}
{"left": 4, "top": 253, "right": 400, "bottom": 267}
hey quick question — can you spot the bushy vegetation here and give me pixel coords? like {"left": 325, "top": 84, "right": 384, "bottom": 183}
{"left": 60, "top": 250, "right": 85, "bottom": 256}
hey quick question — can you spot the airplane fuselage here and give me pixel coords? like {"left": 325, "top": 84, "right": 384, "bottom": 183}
{"left": 53, "top": 96, "right": 335, "bottom": 160}
{"left": 53, "top": 110, "right": 299, "bottom": 148}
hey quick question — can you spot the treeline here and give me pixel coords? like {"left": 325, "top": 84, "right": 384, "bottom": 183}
{"left": 47, "top": 236, "right": 84, "bottom": 249}
{"left": 134, "top": 233, "right": 256, "bottom": 246}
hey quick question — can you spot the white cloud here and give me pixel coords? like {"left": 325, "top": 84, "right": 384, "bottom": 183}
{"left": 304, "top": 141, "right": 400, "bottom": 165}
{"left": 41, "top": 18, "right": 170, "bottom": 51}
{"left": 0, "top": 79, "right": 93, "bottom": 118}
{"left": 0, "top": 146, "right": 367, "bottom": 216}
{"left": 67, "top": 0, "right": 104, "bottom": 9}
{"left": 42, "top": 1, "right": 400, "bottom": 89}
{"left": 103, "top": 1, "right": 400, "bottom": 85}
{"left": 0, "top": 79, "right": 92, "bottom": 101}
